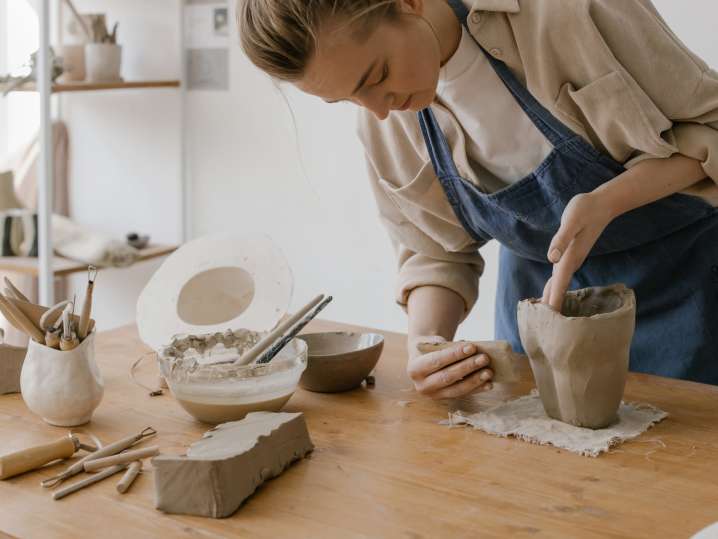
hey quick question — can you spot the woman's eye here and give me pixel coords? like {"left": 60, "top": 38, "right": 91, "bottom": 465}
{"left": 374, "top": 63, "right": 388, "bottom": 86}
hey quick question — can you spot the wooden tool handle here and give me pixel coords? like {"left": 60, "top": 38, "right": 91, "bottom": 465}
{"left": 0, "top": 295, "right": 45, "bottom": 343}
{"left": 83, "top": 445, "right": 159, "bottom": 472}
{"left": 116, "top": 461, "right": 142, "bottom": 494}
{"left": 0, "top": 435, "right": 77, "bottom": 480}
{"left": 53, "top": 464, "right": 127, "bottom": 500}
{"left": 78, "top": 281, "right": 94, "bottom": 340}
{"left": 416, "top": 340, "right": 524, "bottom": 383}
{"left": 236, "top": 294, "right": 325, "bottom": 366}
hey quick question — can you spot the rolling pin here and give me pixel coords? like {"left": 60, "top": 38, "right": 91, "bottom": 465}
{"left": 416, "top": 340, "right": 524, "bottom": 383}
{"left": 0, "top": 434, "right": 80, "bottom": 480}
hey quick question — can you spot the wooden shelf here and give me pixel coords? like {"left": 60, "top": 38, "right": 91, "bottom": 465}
{"left": 0, "top": 244, "right": 177, "bottom": 277}
{"left": 1, "top": 80, "right": 180, "bottom": 94}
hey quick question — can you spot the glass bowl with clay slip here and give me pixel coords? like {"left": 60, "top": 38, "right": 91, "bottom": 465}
{"left": 157, "top": 330, "right": 307, "bottom": 424}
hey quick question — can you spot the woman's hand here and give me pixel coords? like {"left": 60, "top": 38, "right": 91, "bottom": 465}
{"left": 542, "top": 191, "right": 614, "bottom": 310}
{"left": 406, "top": 336, "right": 493, "bottom": 399}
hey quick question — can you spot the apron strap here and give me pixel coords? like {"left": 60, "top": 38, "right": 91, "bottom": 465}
{"left": 418, "top": 108, "right": 461, "bottom": 178}
{"left": 443, "top": 0, "right": 575, "bottom": 148}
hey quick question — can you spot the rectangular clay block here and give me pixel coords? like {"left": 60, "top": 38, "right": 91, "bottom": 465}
{"left": 417, "top": 341, "right": 522, "bottom": 383}
{"left": 0, "top": 344, "right": 26, "bottom": 395}
{"left": 152, "top": 411, "right": 313, "bottom": 518}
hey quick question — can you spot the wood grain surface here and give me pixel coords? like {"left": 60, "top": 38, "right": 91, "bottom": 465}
{"left": 0, "top": 320, "right": 716, "bottom": 538}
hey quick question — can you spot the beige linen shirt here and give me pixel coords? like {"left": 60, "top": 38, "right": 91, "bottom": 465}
{"left": 357, "top": 0, "right": 718, "bottom": 317}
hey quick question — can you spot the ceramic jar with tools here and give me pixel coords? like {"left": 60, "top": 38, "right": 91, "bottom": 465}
{"left": 0, "top": 268, "right": 102, "bottom": 426}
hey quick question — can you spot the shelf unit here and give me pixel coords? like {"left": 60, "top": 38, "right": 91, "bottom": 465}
{"left": 3, "top": 0, "right": 188, "bottom": 305}
{"left": 2, "top": 80, "right": 180, "bottom": 93}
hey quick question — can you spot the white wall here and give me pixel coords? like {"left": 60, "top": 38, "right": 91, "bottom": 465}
{"left": 59, "top": 0, "right": 182, "bottom": 329}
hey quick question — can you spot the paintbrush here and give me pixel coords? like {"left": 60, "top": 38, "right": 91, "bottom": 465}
{"left": 255, "top": 296, "right": 333, "bottom": 364}
{"left": 234, "top": 294, "right": 326, "bottom": 366}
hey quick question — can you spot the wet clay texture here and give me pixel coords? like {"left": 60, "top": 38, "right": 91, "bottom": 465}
{"left": 152, "top": 411, "right": 313, "bottom": 518}
{"left": 0, "top": 343, "right": 26, "bottom": 395}
{"left": 417, "top": 341, "right": 521, "bottom": 383}
{"left": 517, "top": 284, "right": 636, "bottom": 429}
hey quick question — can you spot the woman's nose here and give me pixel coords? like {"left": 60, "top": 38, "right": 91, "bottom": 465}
{"left": 358, "top": 90, "right": 393, "bottom": 120}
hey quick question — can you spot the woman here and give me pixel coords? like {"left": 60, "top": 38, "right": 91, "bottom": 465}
{"left": 239, "top": 0, "right": 718, "bottom": 397}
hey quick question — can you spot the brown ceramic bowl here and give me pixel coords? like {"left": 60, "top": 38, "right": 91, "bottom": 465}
{"left": 297, "top": 332, "right": 384, "bottom": 393}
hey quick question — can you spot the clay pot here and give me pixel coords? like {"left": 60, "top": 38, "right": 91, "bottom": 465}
{"left": 20, "top": 331, "right": 104, "bottom": 426}
{"left": 298, "top": 332, "right": 383, "bottom": 393}
{"left": 84, "top": 43, "right": 122, "bottom": 82}
{"left": 517, "top": 284, "right": 636, "bottom": 429}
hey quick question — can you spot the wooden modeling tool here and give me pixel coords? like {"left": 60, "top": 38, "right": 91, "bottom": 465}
{"left": 0, "top": 294, "right": 45, "bottom": 343}
{"left": 40, "top": 300, "right": 71, "bottom": 332}
{"left": 45, "top": 328, "right": 61, "bottom": 350}
{"left": 256, "top": 295, "right": 334, "bottom": 365}
{"left": 83, "top": 445, "right": 159, "bottom": 472}
{"left": 59, "top": 304, "right": 79, "bottom": 351}
{"left": 78, "top": 265, "right": 96, "bottom": 341}
{"left": 4, "top": 297, "right": 94, "bottom": 338}
{"left": 41, "top": 426, "right": 156, "bottom": 488}
{"left": 0, "top": 434, "right": 84, "bottom": 480}
{"left": 3, "top": 277, "right": 29, "bottom": 303}
{"left": 116, "top": 461, "right": 142, "bottom": 494}
{"left": 416, "top": 341, "right": 523, "bottom": 383}
{"left": 52, "top": 464, "right": 128, "bottom": 500}
{"left": 235, "top": 294, "right": 325, "bottom": 366}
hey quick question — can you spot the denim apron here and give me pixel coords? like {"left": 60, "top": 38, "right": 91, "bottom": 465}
{"left": 417, "top": 0, "right": 718, "bottom": 384}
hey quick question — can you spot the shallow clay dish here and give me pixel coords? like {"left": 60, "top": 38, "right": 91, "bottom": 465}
{"left": 298, "top": 332, "right": 384, "bottom": 393}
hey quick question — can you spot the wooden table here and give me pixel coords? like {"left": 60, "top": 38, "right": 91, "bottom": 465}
{"left": 1, "top": 320, "right": 717, "bottom": 538}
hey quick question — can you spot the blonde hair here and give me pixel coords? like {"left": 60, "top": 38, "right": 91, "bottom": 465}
{"left": 238, "top": 0, "right": 398, "bottom": 81}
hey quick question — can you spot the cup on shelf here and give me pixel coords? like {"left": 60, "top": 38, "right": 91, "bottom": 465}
{"left": 84, "top": 43, "right": 122, "bottom": 82}
{"left": 57, "top": 45, "right": 86, "bottom": 82}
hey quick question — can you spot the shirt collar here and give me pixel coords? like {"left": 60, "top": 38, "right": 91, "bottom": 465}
{"left": 471, "top": 0, "right": 520, "bottom": 13}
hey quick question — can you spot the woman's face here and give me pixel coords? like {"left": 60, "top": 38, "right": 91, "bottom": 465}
{"left": 297, "top": 6, "right": 441, "bottom": 120}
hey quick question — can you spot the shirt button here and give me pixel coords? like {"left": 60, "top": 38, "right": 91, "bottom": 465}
{"left": 490, "top": 47, "right": 503, "bottom": 57}
{"left": 470, "top": 12, "right": 482, "bottom": 25}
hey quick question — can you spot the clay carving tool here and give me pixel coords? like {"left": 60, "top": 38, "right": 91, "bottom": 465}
{"left": 0, "top": 434, "right": 87, "bottom": 480}
{"left": 116, "top": 460, "right": 142, "bottom": 494}
{"left": 0, "top": 294, "right": 45, "bottom": 343}
{"left": 52, "top": 464, "right": 128, "bottom": 500}
{"left": 255, "top": 295, "right": 334, "bottom": 364}
{"left": 3, "top": 277, "right": 29, "bottom": 303}
{"left": 59, "top": 304, "right": 79, "bottom": 351}
{"left": 83, "top": 445, "right": 159, "bottom": 472}
{"left": 40, "top": 300, "right": 71, "bottom": 332}
{"left": 45, "top": 328, "right": 61, "bottom": 350}
{"left": 78, "top": 265, "right": 96, "bottom": 341}
{"left": 235, "top": 294, "right": 325, "bottom": 366}
{"left": 416, "top": 340, "right": 523, "bottom": 383}
{"left": 41, "top": 426, "right": 156, "bottom": 488}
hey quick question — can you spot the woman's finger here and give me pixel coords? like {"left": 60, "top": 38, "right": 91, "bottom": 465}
{"left": 432, "top": 369, "right": 494, "bottom": 400}
{"left": 408, "top": 342, "right": 478, "bottom": 380}
{"left": 548, "top": 243, "right": 579, "bottom": 310}
{"left": 542, "top": 276, "right": 553, "bottom": 305}
{"left": 418, "top": 353, "right": 490, "bottom": 394}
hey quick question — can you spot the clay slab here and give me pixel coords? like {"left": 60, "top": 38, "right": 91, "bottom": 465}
{"left": 0, "top": 343, "right": 26, "bottom": 395}
{"left": 152, "top": 411, "right": 313, "bottom": 518}
{"left": 417, "top": 340, "right": 520, "bottom": 383}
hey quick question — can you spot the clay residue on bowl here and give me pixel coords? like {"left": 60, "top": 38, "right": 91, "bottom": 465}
{"left": 158, "top": 330, "right": 307, "bottom": 424}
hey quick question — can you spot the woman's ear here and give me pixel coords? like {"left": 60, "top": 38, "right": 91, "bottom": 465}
{"left": 397, "top": 0, "right": 425, "bottom": 16}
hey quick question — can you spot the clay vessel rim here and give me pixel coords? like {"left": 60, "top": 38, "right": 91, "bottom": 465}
{"left": 520, "top": 289, "right": 635, "bottom": 321}
{"left": 299, "top": 332, "right": 384, "bottom": 358}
